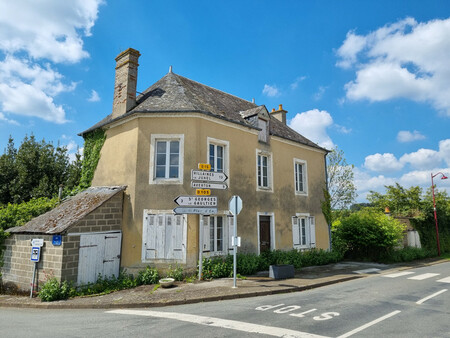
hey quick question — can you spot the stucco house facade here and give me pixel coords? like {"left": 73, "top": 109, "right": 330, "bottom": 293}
{"left": 80, "top": 48, "right": 330, "bottom": 272}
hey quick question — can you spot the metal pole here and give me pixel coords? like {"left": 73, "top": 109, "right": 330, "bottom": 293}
{"left": 30, "top": 262, "right": 37, "bottom": 298}
{"left": 431, "top": 173, "right": 441, "bottom": 256}
{"left": 233, "top": 199, "right": 238, "bottom": 288}
{"left": 198, "top": 215, "right": 203, "bottom": 280}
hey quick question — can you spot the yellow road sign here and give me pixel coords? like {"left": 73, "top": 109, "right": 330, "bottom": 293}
{"left": 198, "top": 163, "right": 211, "bottom": 170}
{"left": 196, "top": 189, "right": 211, "bottom": 196}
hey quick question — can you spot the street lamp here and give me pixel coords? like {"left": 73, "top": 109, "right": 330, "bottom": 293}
{"left": 431, "top": 172, "right": 448, "bottom": 256}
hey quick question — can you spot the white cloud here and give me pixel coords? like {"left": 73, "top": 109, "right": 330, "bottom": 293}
{"left": 364, "top": 153, "right": 403, "bottom": 172}
{"left": 0, "top": 112, "right": 18, "bottom": 125}
{"left": 288, "top": 109, "right": 334, "bottom": 149}
{"left": 397, "top": 130, "right": 426, "bottom": 142}
{"left": 0, "top": 0, "right": 103, "bottom": 123}
{"left": 439, "top": 139, "right": 450, "bottom": 167}
{"left": 290, "top": 76, "right": 306, "bottom": 90}
{"left": 88, "top": 89, "right": 100, "bottom": 102}
{"left": 400, "top": 148, "right": 442, "bottom": 170}
{"left": 262, "top": 84, "right": 280, "bottom": 97}
{"left": 337, "top": 17, "right": 450, "bottom": 115}
{"left": 313, "top": 86, "right": 327, "bottom": 101}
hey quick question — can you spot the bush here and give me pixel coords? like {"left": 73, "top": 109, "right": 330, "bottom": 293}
{"left": 136, "top": 266, "right": 159, "bottom": 285}
{"left": 39, "top": 278, "right": 75, "bottom": 302}
{"left": 166, "top": 264, "right": 184, "bottom": 281}
{"left": 379, "top": 247, "right": 435, "bottom": 263}
{"left": 332, "top": 209, "right": 406, "bottom": 261}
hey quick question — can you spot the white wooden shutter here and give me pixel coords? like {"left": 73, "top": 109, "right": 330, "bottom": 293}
{"left": 228, "top": 216, "right": 234, "bottom": 251}
{"left": 292, "top": 217, "right": 300, "bottom": 247}
{"left": 308, "top": 216, "right": 316, "bottom": 248}
{"left": 202, "top": 216, "right": 210, "bottom": 252}
{"left": 145, "top": 215, "right": 156, "bottom": 259}
{"left": 173, "top": 215, "right": 183, "bottom": 250}
{"left": 156, "top": 214, "right": 165, "bottom": 258}
{"left": 165, "top": 215, "right": 174, "bottom": 259}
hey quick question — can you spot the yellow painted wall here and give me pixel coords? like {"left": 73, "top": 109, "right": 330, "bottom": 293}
{"left": 92, "top": 113, "right": 329, "bottom": 269}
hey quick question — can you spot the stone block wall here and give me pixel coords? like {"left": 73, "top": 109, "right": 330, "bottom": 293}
{"left": 1, "top": 234, "right": 63, "bottom": 293}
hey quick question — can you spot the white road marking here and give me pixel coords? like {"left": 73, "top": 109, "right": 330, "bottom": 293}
{"left": 337, "top": 310, "right": 401, "bottom": 338}
{"left": 382, "top": 271, "right": 415, "bottom": 278}
{"left": 107, "top": 309, "right": 330, "bottom": 338}
{"left": 408, "top": 273, "right": 440, "bottom": 280}
{"left": 353, "top": 268, "right": 381, "bottom": 274}
{"left": 416, "top": 289, "right": 448, "bottom": 305}
{"left": 437, "top": 277, "right": 450, "bottom": 283}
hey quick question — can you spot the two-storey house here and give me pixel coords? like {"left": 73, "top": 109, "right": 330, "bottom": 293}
{"left": 81, "top": 48, "right": 330, "bottom": 272}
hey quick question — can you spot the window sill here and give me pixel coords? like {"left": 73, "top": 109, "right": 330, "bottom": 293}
{"left": 257, "top": 186, "right": 273, "bottom": 192}
{"left": 150, "top": 178, "right": 183, "bottom": 185}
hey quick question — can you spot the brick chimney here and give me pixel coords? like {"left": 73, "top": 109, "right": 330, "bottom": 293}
{"left": 271, "top": 104, "right": 287, "bottom": 124}
{"left": 112, "top": 48, "right": 141, "bottom": 119}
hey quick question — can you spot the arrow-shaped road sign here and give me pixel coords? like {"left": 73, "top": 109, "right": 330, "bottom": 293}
{"left": 191, "top": 170, "right": 228, "bottom": 182}
{"left": 173, "top": 207, "right": 218, "bottom": 215}
{"left": 191, "top": 182, "right": 228, "bottom": 190}
{"left": 174, "top": 196, "right": 217, "bottom": 207}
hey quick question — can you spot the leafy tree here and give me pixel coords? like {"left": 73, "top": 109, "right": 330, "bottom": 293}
{"left": 0, "top": 137, "right": 17, "bottom": 205}
{"left": 367, "top": 183, "right": 422, "bottom": 216}
{"left": 327, "top": 146, "right": 357, "bottom": 210}
{"left": 0, "top": 135, "right": 82, "bottom": 205}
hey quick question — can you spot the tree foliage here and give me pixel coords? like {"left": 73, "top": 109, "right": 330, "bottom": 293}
{"left": 367, "top": 183, "right": 422, "bottom": 216}
{"left": 0, "top": 135, "right": 82, "bottom": 205}
{"left": 327, "top": 146, "right": 357, "bottom": 210}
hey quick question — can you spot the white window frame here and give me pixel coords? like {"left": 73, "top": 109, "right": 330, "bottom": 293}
{"left": 293, "top": 158, "right": 308, "bottom": 196}
{"left": 149, "top": 134, "right": 184, "bottom": 184}
{"left": 256, "top": 149, "right": 273, "bottom": 192}
{"left": 257, "top": 212, "right": 275, "bottom": 255}
{"left": 207, "top": 137, "right": 229, "bottom": 183}
{"left": 201, "top": 213, "right": 230, "bottom": 257}
{"left": 292, "top": 213, "right": 316, "bottom": 250}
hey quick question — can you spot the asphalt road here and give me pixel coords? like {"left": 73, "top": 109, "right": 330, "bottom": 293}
{"left": 1, "top": 261, "right": 450, "bottom": 337}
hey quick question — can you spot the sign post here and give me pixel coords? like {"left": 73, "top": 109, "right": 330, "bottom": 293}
{"left": 229, "top": 196, "right": 243, "bottom": 288}
{"left": 30, "top": 241, "right": 43, "bottom": 298}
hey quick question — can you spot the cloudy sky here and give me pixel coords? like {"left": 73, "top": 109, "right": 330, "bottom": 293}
{"left": 0, "top": 0, "right": 449, "bottom": 202}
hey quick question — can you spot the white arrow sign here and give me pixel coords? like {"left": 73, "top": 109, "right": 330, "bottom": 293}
{"left": 191, "top": 182, "right": 228, "bottom": 190}
{"left": 174, "top": 196, "right": 217, "bottom": 207}
{"left": 191, "top": 170, "right": 228, "bottom": 182}
{"left": 173, "top": 207, "right": 218, "bottom": 215}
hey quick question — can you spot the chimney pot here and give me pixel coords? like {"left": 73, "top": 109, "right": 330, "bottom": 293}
{"left": 271, "top": 108, "right": 276, "bottom": 112}
{"left": 278, "top": 104, "right": 283, "bottom": 111}
{"left": 270, "top": 104, "right": 287, "bottom": 125}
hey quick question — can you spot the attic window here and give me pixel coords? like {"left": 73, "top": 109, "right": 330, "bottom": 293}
{"left": 258, "top": 118, "right": 269, "bottom": 143}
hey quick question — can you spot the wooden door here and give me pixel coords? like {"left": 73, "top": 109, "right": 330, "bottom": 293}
{"left": 259, "top": 216, "right": 271, "bottom": 253}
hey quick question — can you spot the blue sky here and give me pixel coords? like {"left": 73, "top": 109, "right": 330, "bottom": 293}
{"left": 0, "top": 0, "right": 449, "bottom": 202}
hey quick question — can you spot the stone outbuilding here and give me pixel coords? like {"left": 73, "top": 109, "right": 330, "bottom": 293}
{"left": 1, "top": 186, "right": 125, "bottom": 292}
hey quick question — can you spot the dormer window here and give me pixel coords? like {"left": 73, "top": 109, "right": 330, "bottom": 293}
{"left": 258, "top": 118, "right": 269, "bottom": 143}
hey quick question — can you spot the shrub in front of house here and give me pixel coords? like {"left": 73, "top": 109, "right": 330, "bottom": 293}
{"left": 332, "top": 209, "right": 406, "bottom": 261}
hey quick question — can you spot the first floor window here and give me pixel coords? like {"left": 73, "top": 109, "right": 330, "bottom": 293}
{"left": 294, "top": 159, "right": 307, "bottom": 195}
{"left": 258, "top": 154, "right": 269, "bottom": 188}
{"left": 292, "top": 215, "right": 315, "bottom": 249}
{"left": 209, "top": 144, "right": 224, "bottom": 172}
{"left": 156, "top": 140, "right": 179, "bottom": 178}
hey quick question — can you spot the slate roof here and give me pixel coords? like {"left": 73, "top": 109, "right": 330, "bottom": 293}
{"left": 80, "top": 72, "right": 326, "bottom": 151}
{"left": 7, "top": 186, "right": 126, "bottom": 234}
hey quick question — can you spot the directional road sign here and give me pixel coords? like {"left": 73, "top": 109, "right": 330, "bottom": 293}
{"left": 173, "top": 207, "right": 218, "bottom": 215}
{"left": 191, "top": 170, "right": 228, "bottom": 182}
{"left": 174, "top": 195, "right": 217, "bottom": 207}
{"left": 191, "top": 182, "right": 228, "bottom": 190}
{"left": 196, "top": 189, "right": 211, "bottom": 196}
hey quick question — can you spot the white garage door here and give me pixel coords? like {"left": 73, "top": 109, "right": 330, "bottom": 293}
{"left": 77, "top": 232, "right": 122, "bottom": 285}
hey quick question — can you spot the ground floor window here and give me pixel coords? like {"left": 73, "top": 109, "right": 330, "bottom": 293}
{"left": 292, "top": 215, "right": 315, "bottom": 249}
{"left": 202, "top": 215, "right": 234, "bottom": 255}
{"left": 142, "top": 212, "right": 186, "bottom": 261}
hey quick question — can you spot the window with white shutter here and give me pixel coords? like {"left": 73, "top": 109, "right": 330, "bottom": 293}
{"left": 143, "top": 212, "right": 186, "bottom": 262}
{"left": 292, "top": 214, "right": 316, "bottom": 249}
